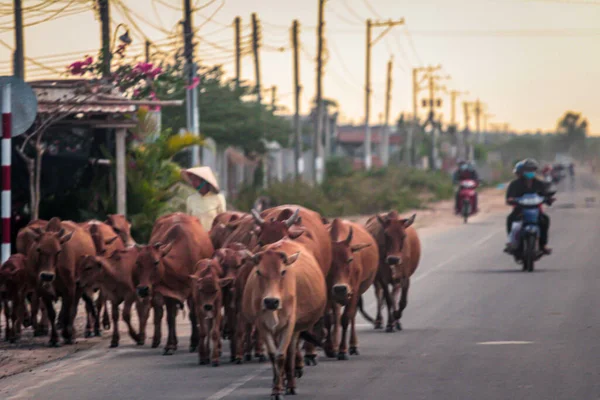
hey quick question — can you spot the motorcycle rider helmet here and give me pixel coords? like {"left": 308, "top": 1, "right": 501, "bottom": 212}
{"left": 513, "top": 160, "right": 525, "bottom": 175}
{"left": 521, "top": 158, "right": 539, "bottom": 179}
{"left": 457, "top": 159, "right": 468, "bottom": 171}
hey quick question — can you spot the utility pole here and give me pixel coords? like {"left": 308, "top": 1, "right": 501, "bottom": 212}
{"left": 405, "top": 68, "right": 419, "bottom": 167}
{"left": 145, "top": 39, "right": 151, "bottom": 63}
{"left": 183, "top": 0, "right": 200, "bottom": 166}
{"left": 449, "top": 90, "right": 468, "bottom": 127}
{"left": 381, "top": 56, "right": 393, "bottom": 167}
{"left": 98, "top": 0, "right": 111, "bottom": 78}
{"left": 251, "top": 13, "right": 262, "bottom": 104}
{"left": 270, "top": 85, "right": 277, "bottom": 110}
{"left": 292, "top": 19, "right": 302, "bottom": 180}
{"left": 474, "top": 98, "right": 482, "bottom": 144}
{"left": 234, "top": 16, "right": 241, "bottom": 89}
{"left": 463, "top": 101, "right": 473, "bottom": 161}
{"left": 365, "top": 18, "right": 405, "bottom": 170}
{"left": 314, "top": 0, "right": 325, "bottom": 184}
{"left": 13, "top": 0, "right": 24, "bottom": 79}
{"left": 483, "top": 113, "right": 494, "bottom": 133}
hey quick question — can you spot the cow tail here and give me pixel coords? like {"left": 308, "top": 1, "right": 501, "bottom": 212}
{"left": 357, "top": 295, "right": 375, "bottom": 323}
{"left": 299, "top": 331, "right": 323, "bottom": 348}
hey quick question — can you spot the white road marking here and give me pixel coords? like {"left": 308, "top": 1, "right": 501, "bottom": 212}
{"left": 476, "top": 341, "right": 534, "bottom": 345}
{"left": 206, "top": 365, "right": 270, "bottom": 400}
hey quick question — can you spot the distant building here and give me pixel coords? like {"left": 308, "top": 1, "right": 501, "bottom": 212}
{"left": 335, "top": 124, "right": 403, "bottom": 169}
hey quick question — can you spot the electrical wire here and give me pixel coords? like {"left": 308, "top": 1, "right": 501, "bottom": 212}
{"left": 342, "top": 0, "right": 365, "bottom": 23}
{"left": 403, "top": 26, "right": 423, "bottom": 66}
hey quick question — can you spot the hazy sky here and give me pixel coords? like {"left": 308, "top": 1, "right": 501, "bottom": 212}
{"left": 0, "top": 0, "right": 599, "bottom": 133}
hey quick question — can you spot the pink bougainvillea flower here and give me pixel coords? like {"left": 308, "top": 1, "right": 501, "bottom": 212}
{"left": 133, "top": 89, "right": 141, "bottom": 97}
{"left": 84, "top": 56, "right": 93, "bottom": 65}
{"left": 147, "top": 66, "right": 163, "bottom": 79}
{"left": 134, "top": 62, "right": 154, "bottom": 75}
{"left": 186, "top": 76, "right": 200, "bottom": 90}
{"left": 151, "top": 106, "right": 161, "bottom": 112}
{"left": 149, "top": 91, "right": 157, "bottom": 100}
{"left": 68, "top": 61, "right": 86, "bottom": 75}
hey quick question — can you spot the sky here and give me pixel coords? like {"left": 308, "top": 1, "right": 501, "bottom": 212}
{"left": 0, "top": 0, "right": 599, "bottom": 133}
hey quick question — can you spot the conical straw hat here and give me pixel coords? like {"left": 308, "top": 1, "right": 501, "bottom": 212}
{"left": 180, "top": 166, "right": 220, "bottom": 192}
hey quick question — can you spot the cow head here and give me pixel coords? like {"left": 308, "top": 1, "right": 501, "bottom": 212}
{"left": 77, "top": 255, "right": 105, "bottom": 293}
{"left": 134, "top": 242, "right": 172, "bottom": 298}
{"left": 251, "top": 249, "right": 300, "bottom": 311}
{"left": 251, "top": 208, "right": 305, "bottom": 246}
{"left": 376, "top": 212, "right": 416, "bottom": 282}
{"left": 329, "top": 221, "right": 371, "bottom": 305}
{"left": 213, "top": 247, "right": 250, "bottom": 285}
{"left": 105, "top": 214, "right": 136, "bottom": 247}
{"left": 190, "top": 259, "right": 232, "bottom": 319}
{"left": 0, "top": 254, "right": 27, "bottom": 296}
{"left": 89, "top": 223, "right": 120, "bottom": 256}
{"left": 29, "top": 225, "right": 74, "bottom": 288}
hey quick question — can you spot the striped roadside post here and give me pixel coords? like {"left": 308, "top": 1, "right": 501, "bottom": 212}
{"left": 2, "top": 83, "right": 11, "bottom": 264}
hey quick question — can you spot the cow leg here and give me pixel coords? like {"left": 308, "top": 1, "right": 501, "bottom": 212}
{"left": 110, "top": 301, "right": 120, "bottom": 348}
{"left": 151, "top": 294, "right": 164, "bottom": 348}
{"left": 93, "top": 292, "right": 102, "bottom": 335}
{"left": 80, "top": 290, "right": 97, "bottom": 338}
{"left": 198, "top": 316, "right": 209, "bottom": 365}
{"left": 264, "top": 331, "right": 285, "bottom": 399}
{"left": 100, "top": 293, "right": 110, "bottom": 331}
{"left": 136, "top": 297, "right": 151, "bottom": 345}
{"left": 338, "top": 306, "right": 351, "bottom": 360}
{"left": 243, "top": 323, "right": 253, "bottom": 361}
{"left": 31, "top": 293, "right": 47, "bottom": 336}
{"left": 43, "top": 296, "right": 59, "bottom": 347}
{"left": 254, "top": 328, "right": 266, "bottom": 362}
{"left": 229, "top": 311, "right": 237, "bottom": 363}
{"left": 62, "top": 289, "right": 81, "bottom": 344}
{"left": 393, "top": 279, "right": 410, "bottom": 331}
{"left": 390, "top": 283, "right": 402, "bottom": 331}
{"left": 373, "top": 280, "right": 384, "bottom": 329}
{"left": 273, "top": 322, "right": 294, "bottom": 398}
{"left": 163, "top": 298, "right": 179, "bottom": 355}
{"left": 3, "top": 299, "right": 10, "bottom": 341}
{"left": 122, "top": 298, "right": 141, "bottom": 344}
{"left": 380, "top": 283, "right": 395, "bottom": 333}
{"left": 14, "top": 292, "right": 26, "bottom": 342}
{"left": 295, "top": 344, "right": 304, "bottom": 378}
{"left": 324, "top": 302, "right": 340, "bottom": 358}
{"left": 348, "top": 294, "right": 360, "bottom": 355}
{"left": 233, "top": 314, "right": 244, "bottom": 364}
{"left": 285, "top": 333, "right": 300, "bottom": 395}
{"left": 21, "top": 294, "right": 31, "bottom": 328}
{"left": 210, "top": 316, "right": 221, "bottom": 367}
{"left": 82, "top": 294, "right": 95, "bottom": 338}
{"left": 187, "top": 297, "right": 199, "bottom": 353}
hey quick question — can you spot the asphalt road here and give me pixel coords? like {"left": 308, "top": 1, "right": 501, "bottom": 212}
{"left": 2, "top": 172, "right": 600, "bottom": 400}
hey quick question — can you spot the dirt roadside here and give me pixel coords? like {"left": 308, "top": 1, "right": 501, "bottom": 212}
{"left": 0, "top": 185, "right": 508, "bottom": 380}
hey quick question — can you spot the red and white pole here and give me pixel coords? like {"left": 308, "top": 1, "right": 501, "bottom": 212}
{"left": 2, "top": 83, "right": 11, "bottom": 264}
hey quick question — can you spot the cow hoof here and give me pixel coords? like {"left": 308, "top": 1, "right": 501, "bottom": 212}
{"left": 286, "top": 387, "right": 297, "bottom": 395}
{"left": 48, "top": 340, "right": 60, "bottom": 348}
{"left": 189, "top": 346, "right": 197, "bottom": 353}
{"left": 84, "top": 331, "right": 92, "bottom": 339}
{"left": 200, "top": 358, "right": 210, "bottom": 365}
{"left": 337, "top": 352, "right": 349, "bottom": 361}
{"left": 271, "top": 395, "right": 284, "bottom": 400}
{"left": 151, "top": 339, "right": 160, "bottom": 348}
{"left": 374, "top": 321, "right": 383, "bottom": 329}
{"left": 34, "top": 329, "right": 46, "bottom": 337}
{"left": 324, "top": 348, "right": 336, "bottom": 358}
{"left": 64, "top": 338, "right": 74, "bottom": 345}
{"left": 94, "top": 329, "right": 101, "bottom": 337}
{"left": 110, "top": 342, "right": 119, "bottom": 348}
{"left": 23, "top": 318, "right": 32, "bottom": 328}
{"left": 9, "top": 337, "right": 16, "bottom": 344}
{"left": 349, "top": 347, "right": 359, "bottom": 356}
{"left": 395, "top": 322, "right": 402, "bottom": 331}
{"left": 56, "top": 322, "right": 63, "bottom": 330}
{"left": 385, "top": 325, "right": 394, "bottom": 333}
{"left": 245, "top": 354, "right": 252, "bottom": 362}
{"left": 219, "top": 351, "right": 222, "bottom": 357}
{"left": 212, "top": 361, "right": 220, "bottom": 367}
{"left": 258, "top": 354, "right": 267, "bottom": 363}
{"left": 103, "top": 322, "right": 110, "bottom": 331}
{"left": 163, "top": 348, "right": 175, "bottom": 356}
{"left": 304, "top": 355, "right": 318, "bottom": 366}
{"left": 235, "top": 358, "right": 243, "bottom": 365}
{"left": 295, "top": 367, "right": 304, "bottom": 378}
{"left": 136, "top": 339, "right": 145, "bottom": 346}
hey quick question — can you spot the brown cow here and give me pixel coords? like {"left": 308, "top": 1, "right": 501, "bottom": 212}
{"left": 364, "top": 211, "right": 421, "bottom": 332}
{"left": 242, "top": 239, "right": 327, "bottom": 398}
{"left": 190, "top": 258, "right": 233, "bottom": 366}
{"left": 325, "top": 219, "right": 378, "bottom": 360}
{"left": 210, "top": 212, "right": 249, "bottom": 249}
{"left": 78, "top": 248, "right": 144, "bottom": 347}
{"left": 222, "top": 214, "right": 259, "bottom": 250}
{"left": 105, "top": 214, "right": 137, "bottom": 247}
{"left": 80, "top": 220, "right": 125, "bottom": 336}
{"left": 0, "top": 254, "right": 29, "bottom": 342}
{"left": 251, "top": 205, "right": 332, "bottom": 364}
{"left": 135, "top": 213, "right": 214, "bottom": 355}
{"left": 27, "top": 217, "right": 97, "bottom": 346}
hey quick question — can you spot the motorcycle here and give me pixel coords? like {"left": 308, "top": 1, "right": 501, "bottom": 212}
{"left": 507, "top": 188, "right": 556, "bottom": 272}
{"left": 457, "top": 179, "right": 478, "bottom": 223}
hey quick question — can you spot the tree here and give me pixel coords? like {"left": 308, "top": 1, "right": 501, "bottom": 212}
{"left": 556, "top": 111, "right": 588, "bottom": 155}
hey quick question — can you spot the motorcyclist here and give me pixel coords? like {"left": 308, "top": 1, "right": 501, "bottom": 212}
{"left": 505, "top": 158, "right": 554, "bottom": 254}
{"left": 453, "top": 160, "right": 480, "bottom": 214}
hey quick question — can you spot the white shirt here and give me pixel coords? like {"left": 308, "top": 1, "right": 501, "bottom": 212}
{"left": 185, "top": 192, "right": 227, "bottom": 232}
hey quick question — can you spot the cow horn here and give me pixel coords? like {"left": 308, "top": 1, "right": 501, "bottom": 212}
{"left": 376, "top": 214, "right": 387, "bottom": 226}
{"left": 57, "top": 228, "right": 65, "bottom": 237}
{"left": 285, "top": 208, "right": 300, "bottom": 228}
{"left": 251, "top": 209, "right": 265, "bottom": 226}
{"left": 344, "top": 227, "right": 353, "bottom": 246}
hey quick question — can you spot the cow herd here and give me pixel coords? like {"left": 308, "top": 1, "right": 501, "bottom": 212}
{"left": 0, "top": 205, "right": 421, "bottom": 399}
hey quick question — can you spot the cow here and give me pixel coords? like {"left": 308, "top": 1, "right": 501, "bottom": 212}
{"left": 242, "top": 239, "right": 327, "bottom": 399}
{"left": 0, "top": 254, "right": 29, "bottom": 342}
{"left": 222, "top": 214, "right": 259, "bottom": 250}
{"left": 80, "top": 220, "right": 125, "bottom": 336}
{"left": 364, "top": 211, "right": 421, "bottom": 332}
{"left": 324, "top": 219, "right": 378, "bottom": 360}
{"left": 27, "top": 217, "right": 97, "bottom": 346}
{"left": 104, "top": 214, "right": 137, "bottom": 247}
{"left": 251, "top": 205, "right": 332, "bottom": 364}
{"left": 190, "top": 257, "right": 233, "bottom": 366}
{"left": 210, "top": 211, "right": 249, "bottom": 249}
{"left": 77, "top": 247, "right": 145, "bottom": 347}
{"left": 135, "top": 213, "right": 214, "bottom": 355}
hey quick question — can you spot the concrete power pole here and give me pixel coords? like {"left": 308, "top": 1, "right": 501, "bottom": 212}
{"left": 13, "top": 0, "right": 25, "bottom": 79}
{"left": 270, "top": 85, "right": 277, "bottom": 110}
{"left": 381, "top": 56, "right": 393, "bottom": 167}
{"left": 251, "top": 13, "right": 262, "bottom": 105}
{"left": 463, "top": 101, "right": 473, "bottom": 161}
{"left": 145, "top": 39, "right": 151, "bottom": 63}
{"left": 183, "top": 0, "right": 200, "bottom": 166}
{"left": 314, "top": 0, "right": 325, "bottom": 184}
{"left": 364, "top": 18, "right": 405, "bottom": 170}
{"left": 292, "top": 20, "right": 302, "bottom": 180}
{"left": 234, "top": 16, "right": 241, "bottom": 89}
{"left": 474, "top": 98, "right": 482, "bottom": 144}
{"left": 98, "top": 0, "right": 111, "bottom": 78}
{"left": 449, "top": 90, "right": 468, "bottom": 127}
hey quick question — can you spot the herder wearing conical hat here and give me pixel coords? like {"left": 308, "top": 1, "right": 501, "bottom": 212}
{"left": 180, "top": 166, "right": 226, "bottom": 232}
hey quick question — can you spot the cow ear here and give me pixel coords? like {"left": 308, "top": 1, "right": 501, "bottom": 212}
{"left": 105, "top": 236, "right": 119, "bottom": 245}
{"left": 284, "top": 252, "right": 300, "bottom": 266}
{"left": 402, "top": 214, "right": 416, "bottom": 228}
{"left": 60, "top": 231, "right": 74, "bottom": 244}
{"left": 219, "top": 277, "right": 234, "bottom": 287}
{"left": 288, "top": 226, "right": 306, "bottom": 239}
{"left": 159, "top": 242, "right": 173, "bottom": 257}
{"left": 351, "top": 243, "right": 371, "bottom": 253}
{"left": 376, "top": 214, "right": 389, "bottom": 227}
{"left": 31, "top": 227, "right": 44, "bottom": 236}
